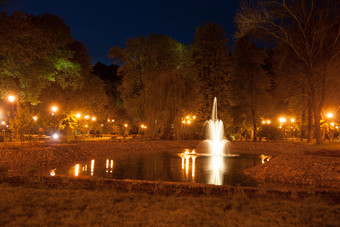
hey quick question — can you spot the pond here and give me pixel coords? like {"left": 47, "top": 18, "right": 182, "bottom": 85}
{"left": 50, "top": 149, "right": 266, "bottom": 186}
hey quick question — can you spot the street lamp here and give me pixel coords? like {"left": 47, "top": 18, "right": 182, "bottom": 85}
{"left": 279, "top": 117, "right": 287, "bottom": 139}
{"left": 8, "top": 95, "right": 15, "bottom": 103}
{"left": 51, "top": 106, "right": 58, "bottom": 114}
{"left": 51, "top": 106, "right": 58, "bottom": 130}
{"left": 279, "top": 117, "right": 287, "bottom": 124}
{"left": 327, "top": 113, "right": 334, "bottom": 119}
{"left": 7, "top": 95, "right": 16, "bottom": 142}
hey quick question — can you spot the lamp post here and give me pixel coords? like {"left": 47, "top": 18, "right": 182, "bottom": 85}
{"left": 8, "top": 95, "right": 15, "bottom": 118}
{"left": 7, "top": 95, "right": 16, "bottom": 142}
{"left": 290, "top": 118, "right": 295, "bottom": 138}
{"left": 51, "top": 106, "right": 58, "bottom": 130}
{"left": 279, "top": 117, "right": 287, "bottom": 139}
{"left": 325, "top": 112, "right": 334, "bottom": 143}
{"left": 76, "top": 113, "right": 81, "bottom": 136}
{"left": 181, "top": 115, "right": 197, "bottom": 140}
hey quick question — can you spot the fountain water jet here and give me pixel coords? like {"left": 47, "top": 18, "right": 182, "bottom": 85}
{"left": 206, "top": 97, "right": 228, "bottom": 156}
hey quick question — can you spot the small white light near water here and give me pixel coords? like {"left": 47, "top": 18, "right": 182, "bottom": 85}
{"left": 52, "top": 133, "right": 59, "bottom": 139}
{"left": 50, "top": 169, "right": 56, "bottom": 176}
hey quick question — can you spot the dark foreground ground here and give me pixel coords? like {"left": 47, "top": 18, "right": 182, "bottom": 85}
{"left": 0, "top": 182, "right": 339, "bottom": 226}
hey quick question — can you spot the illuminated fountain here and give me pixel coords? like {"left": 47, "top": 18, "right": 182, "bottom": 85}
{"left": 206, "top": 97, "right": 228, "bottom": 156}
{"left": 180, "top": 97, "right": 232, "bottom": 185}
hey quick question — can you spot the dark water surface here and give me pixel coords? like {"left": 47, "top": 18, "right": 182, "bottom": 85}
{"left": 53, "top": 150, "right": 263, "bottom": 186}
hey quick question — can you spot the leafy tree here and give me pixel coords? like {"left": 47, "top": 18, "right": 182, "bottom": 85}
{"left": 230, "top": 37, "right": 271, "bottom": 141}
{"left": 10, "top": 105, "right": 36, "bottom": 140}
{"left": 92, "top": 62, "right": 126, "bottom": 121}
{"left": 0, "top": 12, "right": 81, "bottom": 105}
{"left": 110, "top": 34, "right": 199, "bottom": 139}
{"left": 235, "top": 0, "right": 340, "bottom": 144}
{"left": 190, "top": 22, "right": 231, "bottom": 124}
{"left": 37, "top": 42, "right": 109, "bottom": 134}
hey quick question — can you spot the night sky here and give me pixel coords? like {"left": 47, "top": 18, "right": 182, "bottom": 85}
{"left": 1, "top": 0, "right": 241, "bottom": 65}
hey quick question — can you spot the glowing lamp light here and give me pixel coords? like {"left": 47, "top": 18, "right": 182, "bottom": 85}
{"left": 107, "top": 119, "right": 110, "bottom": 122}
{"left": 279, "top": 118, "right": 286, "bottom": 123}
{"left": 85, "top": 125, "right": 88, "bottom": 128}
{"left": 290, "top": 118, "right": 295, "bottom": 123}
{"left": 8, "top": 95, "right": 15, "bottom": 103}
{"left": 75, "top": 164, "right": 79, "bottom": 177}
{"left": 33, "top": 116, "right": 38, "bottom": 121}
{"left": 262, "top": 121, "right": 266, "bottom": 124}
{"left": 267, "top": 120, "right": 271, "bottom": 124}
{"left": 193, "top": 116, "right": 196, "bottom": 119}
{"left": 124, "top": 124, "right": 128, "bottom": 128}
{"left": 186, "top": 116, "right": 190, "bottom": 119}
{"left": 84, "top": 115, "right": 90, "bottom": 119}
{"left": 52, "top": 133, "right": 59, "bottom": 139}
{"left": 187, "top": 120, "right": 191, "bottom": 124}
{"left": 51, "top": 106, "right": 58, "bottom": 112}
{"left": 327, "top": 113, "right": 334, "bottom": 118}
{"left": 92, "top": 117, "right": 96, "bottom": 121}
{"left": 336, "top": 126, "right": 339, "bottom": 129}
{"left": 182, "top": 120, "right": 185, "bottom": 124}
{"left": 50, "top": 169, "right": 56, "bottom": 176}
{"left": 76, "top": 113, "right": 81, "bottom": 118}
{"left": 330, "top": 122, "right": 335, "bottom": 127}
{"left": 1, "top": 121, "right": 5, "bottom": 125}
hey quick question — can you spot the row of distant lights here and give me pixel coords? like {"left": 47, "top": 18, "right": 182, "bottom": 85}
{"left": 262, "top": 117, "right": 295, "bottom": 125}
{"left": 263, "top": 114, "right": 339, "bottom": 129}
{"left": 182, "top": 115, "right": 196, "bottom": 125}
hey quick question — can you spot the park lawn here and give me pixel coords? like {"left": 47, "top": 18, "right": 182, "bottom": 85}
{"left": 0, "top": 184, "right": 339, "bottom": 226}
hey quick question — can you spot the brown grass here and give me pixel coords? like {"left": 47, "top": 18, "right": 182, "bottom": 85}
{"left": 0, "top": 183, "right": 339, "bottom": 226}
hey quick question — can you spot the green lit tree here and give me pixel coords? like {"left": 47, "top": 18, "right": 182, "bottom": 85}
{"left": 0, "top": 12, "right": 81, "bottom": 105}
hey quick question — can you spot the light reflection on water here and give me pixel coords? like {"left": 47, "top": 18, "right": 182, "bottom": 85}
{"left": 53, "top": 151, "right": 264, "bottom": 186}
{"left": 208, "top": 156, "right": 224, "bottom": 185}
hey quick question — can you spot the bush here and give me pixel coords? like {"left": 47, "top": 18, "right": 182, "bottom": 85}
{"left": 258, "top": 125, "right": 282, "bottom": 141}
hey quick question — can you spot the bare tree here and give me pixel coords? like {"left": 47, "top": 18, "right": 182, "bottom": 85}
{"left": 235, "top": 0, "right": 340, "bottom": 143}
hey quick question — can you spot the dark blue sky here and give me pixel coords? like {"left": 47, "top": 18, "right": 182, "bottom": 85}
{"left": 1, "top": 0, "right": 241, "bottom": 65}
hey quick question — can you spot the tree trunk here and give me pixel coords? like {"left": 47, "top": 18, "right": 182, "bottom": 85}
{"left": 314, "top": 107, "right": 322, "bottom": 144}
{"left": 251, "top": 83, "right": 257, "bottom": 142}
{"left": 314, "top": 77, "right": 327, "bottom": 144}
{"left": 300, "top": 108, "right": 305, "bottom": 142}
{"left": 307, "top": 95, "right": 313, "bottom": 143}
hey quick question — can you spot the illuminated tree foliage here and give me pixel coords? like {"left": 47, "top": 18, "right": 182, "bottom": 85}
{"left": 235, "top": 0, "right": 340, "bottom": 144}
{"left": 0, "top": 11, "right": 82, "bottom": 104}
{"left": 190, "top": 22, "right": 231, "bottom": 124}
{"left": 110, "top": 34, "right": 199, "bottom": 139}
{"left": 37, "top": 42, "right": 108, "bottom": 134}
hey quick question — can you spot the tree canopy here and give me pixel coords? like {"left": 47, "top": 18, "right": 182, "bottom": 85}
{"left": 0, "top": 11, "right": 81, "bottom": 104}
